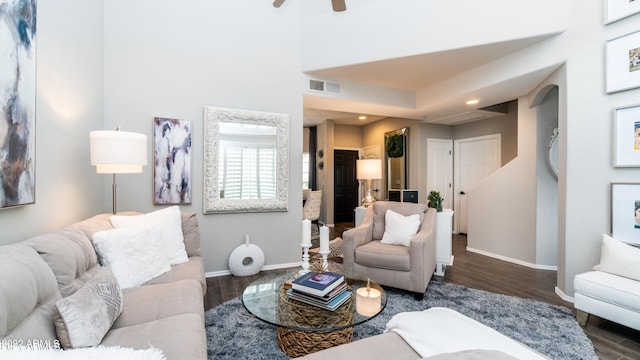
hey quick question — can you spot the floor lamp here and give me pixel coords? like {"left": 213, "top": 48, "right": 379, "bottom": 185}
{"left": 357, "top": 159, "right": 382, "bottom": 207}
{"left": 90, "top": 128, "right": 147, "bottom": 214}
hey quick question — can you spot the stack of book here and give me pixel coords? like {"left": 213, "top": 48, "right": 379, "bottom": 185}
{"left": 287, "top": 271, "right": 351, "bottom": 311}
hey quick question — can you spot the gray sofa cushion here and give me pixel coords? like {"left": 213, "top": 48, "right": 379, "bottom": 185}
{"left": 71, "top": 213, "right": 115, "bottom": 238}
{"left": 23, "top": 227, "right": 100, "bottom": 297}
{"left": 101, "top": 313, "right": 207, "bottom": 360}
{"left": 0, "top": 244, "right": 61, "bottom": 342}
{"left": 144, "top": 256, "right": 206, "bottom": 294}
{"left": 297, "top": 332, "right": 420, "bottom": 360}
{"left": 113, "top": 279, "right": 204, "bottom": 329}
{"left": 181, "top": 212, "right": 201, "bottom": 257}
{"left": 54, "top": 267, "right": 123, "bottom": 348}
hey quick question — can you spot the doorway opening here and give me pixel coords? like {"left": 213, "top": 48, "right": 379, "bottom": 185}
{"left": 334, "top": 149, "right": 359, "bottom": 223}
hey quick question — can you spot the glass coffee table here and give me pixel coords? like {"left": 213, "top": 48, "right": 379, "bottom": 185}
{"left": 242, "top": 270, "right": 387, "bottom": 357}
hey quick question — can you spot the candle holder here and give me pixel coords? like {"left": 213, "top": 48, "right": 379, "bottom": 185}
{"left": 319, "top": 250, "right": 330, "bottom": 272}
{"left": 299, "top": 243, "right": 311, "bottom": 275}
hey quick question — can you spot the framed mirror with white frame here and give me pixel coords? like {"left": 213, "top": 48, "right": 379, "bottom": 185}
{"left": 203, "top": 106, "right": 289, "bottom": 214}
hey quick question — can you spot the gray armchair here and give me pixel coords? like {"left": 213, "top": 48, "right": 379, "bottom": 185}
{"left": 343, "top": 201, "right": 436, "bottom": 299}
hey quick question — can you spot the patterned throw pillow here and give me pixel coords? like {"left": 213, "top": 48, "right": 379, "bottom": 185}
{"left": 54, "top": 267, "right": 123, "bottom": 348}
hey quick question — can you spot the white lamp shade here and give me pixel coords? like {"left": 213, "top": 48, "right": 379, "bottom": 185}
{"left": 90, "top": 130, "right": 147, "bottom": 174}
{"left": 356, "top": 159, "right": 382, "bottom": 180}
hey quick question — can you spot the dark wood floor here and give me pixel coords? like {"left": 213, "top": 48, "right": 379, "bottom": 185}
{"left": 205, "top": 223, "right": 640, "bottom": 360}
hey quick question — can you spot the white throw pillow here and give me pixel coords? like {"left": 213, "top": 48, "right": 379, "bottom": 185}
{"left": 110, "top": 206, "right": 188, "bottom": 265}
{"left": 593, "top": 234, "right": 640, "bottom": 281}
{"left": 92, "top": 225, "right": 170, "bottom": 289}
{"left": 380, "top": 209, "right": 421, "bottom": 247}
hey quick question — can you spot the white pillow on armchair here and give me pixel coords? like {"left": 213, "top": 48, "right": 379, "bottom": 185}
{"left": 380, "top": 209, "right": 421, "bottom": 247}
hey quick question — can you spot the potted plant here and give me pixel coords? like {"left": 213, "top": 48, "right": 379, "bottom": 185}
{"left": 385, "top": 133, "right": 404, "bottom": 158}
{"left": 427, "top": 191, "right": 443, "bottom": 212}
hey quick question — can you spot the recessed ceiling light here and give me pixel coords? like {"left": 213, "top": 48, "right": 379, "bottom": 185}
{"left": 466, "top": 99, "right": 479, "bottom": 105}
{"left": 358, "top": 115, "right": 367, "bottom": 120}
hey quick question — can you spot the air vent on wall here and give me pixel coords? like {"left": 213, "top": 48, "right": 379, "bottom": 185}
{"left": 429, "top": 110, "right": 500, "bottom": 125}
{"left": 309, "top": 79, "right": 341, "bottom": 94}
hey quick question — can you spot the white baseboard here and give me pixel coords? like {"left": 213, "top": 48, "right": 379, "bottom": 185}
{"left": 466, "top": 247, "right": 558, "bottom": 271}
{"left": 205, "top": 262, "right": 300, "bottom": 278}
{"left": 555, "top": 286, "right": 574, "bottom": 303}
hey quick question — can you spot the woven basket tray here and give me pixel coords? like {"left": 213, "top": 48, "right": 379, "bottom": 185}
{"left": 276, "top": 286, "right": 354, "bottom": 357}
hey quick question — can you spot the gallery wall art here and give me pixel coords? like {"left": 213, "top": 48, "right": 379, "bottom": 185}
{"left": 613, "top": 103, "right": 640, "bottom": 167}
{"left": 606, "top": 30, "right": 640, "bottom": 93}
{"left": 153, "top": 118, "right": 192, "bottom": 204}
{"left": 0, "top": 0, "right": 37, "bottom": 209}
{"left": 611, "top": 182, "right": 640, "bottom": 245}
{"left": 605, "top": 0, "right": 640, "bottom": 24}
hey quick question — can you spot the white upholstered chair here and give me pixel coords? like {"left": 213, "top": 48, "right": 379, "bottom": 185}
{"left": 303, "top": 190, "right": 322, "bottom": 231}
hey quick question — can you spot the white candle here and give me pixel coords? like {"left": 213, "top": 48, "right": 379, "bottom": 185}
{"left": 302, "top": 219, "right": 311, "bottom": 246}
{"left": 356, "top": 286, "right": 382, "bottom": 316}
{"left": 320, "top": 225, "right": 329, "bottom": 252}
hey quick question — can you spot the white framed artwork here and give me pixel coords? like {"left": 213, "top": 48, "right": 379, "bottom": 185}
{"left": 613, "top": 103, "right": 640, "bottom": 166}
{"left": 606, "top": 31, "right": 640, "bottom": 93}
{"left": 611, "top": 182, "right": 640, "bottom": 245}
{"left": 605, "top": 0, "right": 640, "bottom": 24}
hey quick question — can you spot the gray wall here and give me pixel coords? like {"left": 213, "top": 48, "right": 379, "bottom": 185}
{"left": 0, "top": 0, "right": 104, "bottom": 246}
{"left": 102, "top": 1, "right": 305, "bottom": 274}
{"left": 453, "top": 101, "right": 519, "bottom": 166}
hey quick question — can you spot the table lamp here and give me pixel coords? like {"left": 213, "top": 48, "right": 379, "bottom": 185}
{"left": 356, "top": 159, "right": 382, "bottom": 206}
{"left": 90, "top": 127, "right": 147, "bottom": 214}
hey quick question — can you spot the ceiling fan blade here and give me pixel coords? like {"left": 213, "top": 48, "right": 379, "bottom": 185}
{"left": 273, "top": 0, "right": 285, "bottom": 8}
{"left": 332, "top": 0, "right": 346, "bottom": 12}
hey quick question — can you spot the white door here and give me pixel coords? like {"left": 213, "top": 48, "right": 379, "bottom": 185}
{"left": 426, "top": 138, "right": 453, "bottom": 210}
{"left": 454, "top": 134, "right": 501, "bottom": 234}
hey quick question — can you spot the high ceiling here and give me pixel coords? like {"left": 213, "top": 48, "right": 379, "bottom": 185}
{"left": 303, "top": 34, "right": 560, "bottom": 127}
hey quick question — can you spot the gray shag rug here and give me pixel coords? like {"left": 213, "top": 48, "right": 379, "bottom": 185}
{"left": 205, "top": 281, "right": 597, "bottom": 360}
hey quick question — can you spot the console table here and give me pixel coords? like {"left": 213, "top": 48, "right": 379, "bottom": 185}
{"left": 435, "top": 209, "right": 454, "bottom": 276}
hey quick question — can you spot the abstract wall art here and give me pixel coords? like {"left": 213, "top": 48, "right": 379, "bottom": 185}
{"left": 0, "top": 0, "right": 37, "bottom": 209}
{"left": 153, "top": 117, "right": 191, "bottom": 204}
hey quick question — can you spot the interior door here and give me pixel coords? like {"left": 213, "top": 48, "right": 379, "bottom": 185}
{"left": 454, "top": 134, "right": 501, "bottom": 234}
{"left": 426, "top": 138, "right": 453, "bottom": 210}
{"left": 334, "top": 150, "right": 359, "bottom": 223}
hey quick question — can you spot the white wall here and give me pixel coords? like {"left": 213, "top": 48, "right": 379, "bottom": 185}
{"left": 300, "top": 0, "right": 567, "bottom": 72}
{"left": 534, "top": 86, "right": 559, "bottom": 267}
{"left": 103, "top": 1, "right": 304, "bottom": 273}
{"left": 0, "top": 0, "right": 105, "bottom": 245}
{"left": 467, "top": 97, "right": 538, "bottom": 266}
{"left": 559, "top": 1, "right": 640, "bottom": 297}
